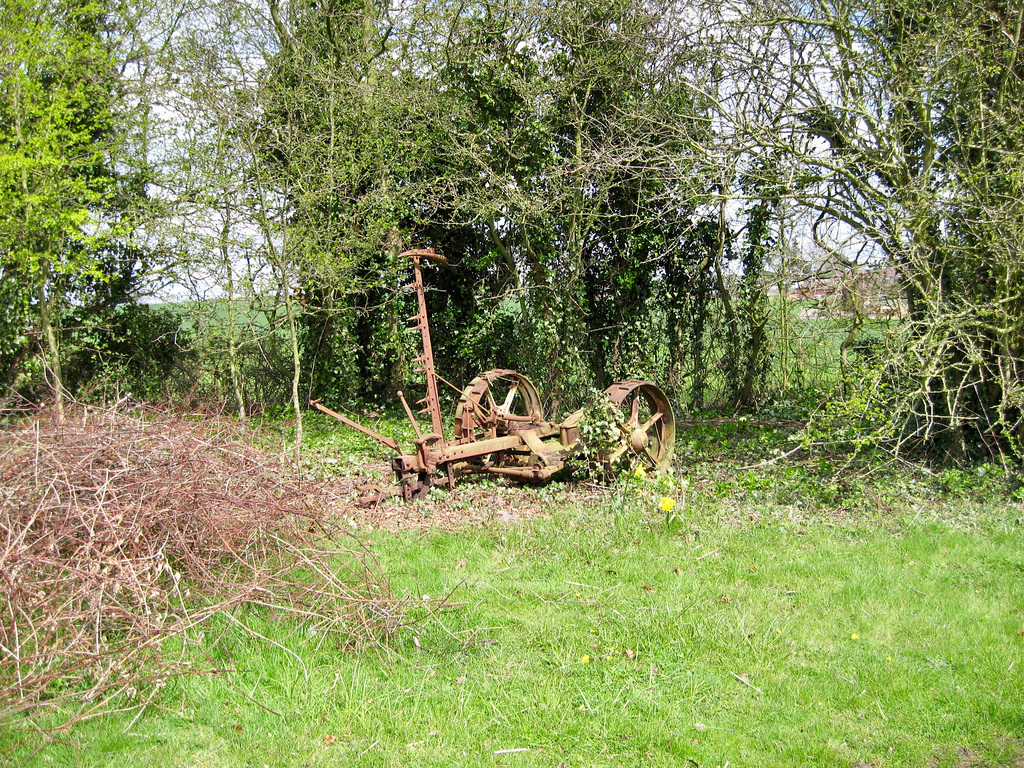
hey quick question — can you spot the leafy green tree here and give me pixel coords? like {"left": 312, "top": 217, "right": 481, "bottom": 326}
{"left": 0, "top": 0, "right": 137, "bottom": 417}
{"left": 255, "top": 0, "right": 426, "bottom": 409}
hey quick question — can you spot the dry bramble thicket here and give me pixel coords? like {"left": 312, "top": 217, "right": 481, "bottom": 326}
{"left": 0, "top": 404, "right": 406, "bottom": 729}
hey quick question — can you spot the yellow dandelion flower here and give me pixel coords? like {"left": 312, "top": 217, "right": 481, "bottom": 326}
{"left": 851, "top": 633, "right": 859, "bottom": 640}
{"left": 659, "top": 496, "right": 675, "bottom": 512}
{"left": 633, "top": 466, "right": 647, "bottom": 479}
{"left": 581, "top": 655, "right": 590, "bottom": 664}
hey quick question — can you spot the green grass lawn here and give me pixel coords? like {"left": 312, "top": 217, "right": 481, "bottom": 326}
{"left": 8, "top": 476, "right": 1022, "bottom": 768}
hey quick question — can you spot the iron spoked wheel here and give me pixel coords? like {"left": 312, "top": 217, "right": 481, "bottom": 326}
{"left": 603, "top": 380, "right": 676, "bottom": 474}
{"left": 453, "top": 369, "right": 544, "bottom": 445}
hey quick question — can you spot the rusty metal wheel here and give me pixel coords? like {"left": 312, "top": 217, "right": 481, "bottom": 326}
{"left": 453, "top": 369, "right": 544, "bottom": 444}
{"left": 603, "top": 380, "right": 676, "bottom": 474}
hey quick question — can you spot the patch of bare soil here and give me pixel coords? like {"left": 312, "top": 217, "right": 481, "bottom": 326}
{"left": 322, "top": 463, "right": 607, "bottom": 532}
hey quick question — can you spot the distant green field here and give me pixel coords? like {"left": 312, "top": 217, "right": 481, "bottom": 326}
{"left": 150, "top": 299, "right": 282, "bottom": 334}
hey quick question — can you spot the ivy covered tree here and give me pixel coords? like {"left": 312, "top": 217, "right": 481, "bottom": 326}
{"left": 698, "top": 0, "right": 1024, "bottom": 458}
{"left": 248, "top": 0, "right": 770, "bottom": 414}
{"left": 390, "top": 0, "right": 716, "bottom": 408}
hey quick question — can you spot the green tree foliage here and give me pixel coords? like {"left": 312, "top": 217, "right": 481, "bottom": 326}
{"left": 0, "top": 0, "right": 155, "bottom": 410}
{"left": 277, "top": 0, "right": 751, "bottom": 413}
{"left": 419, "top": 0, "right": 706, "bottom": 406}
{"left": 62, "top": 303, "right": 187, "bottom": 400}
{"left": 9, "top": 0, "right": 1019, "bottom": 467}
{"left": 252, "top": 0, "right": 433, "bottom": 405}
{"left": 235, "top": 0, "right": 786, "bottom": 421}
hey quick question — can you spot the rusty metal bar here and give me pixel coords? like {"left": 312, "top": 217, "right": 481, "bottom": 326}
{"left": 403, "top": 247, "right": 449, "bottom": 266}
{"left": 483, "top": 464, "right": 564, "bottom": 481}
{"left": 404, "top": 250, "right": 446, "bottom": 440}
{"left": 439, "top": 434, "right": 527, "bottom": 462}
{"left": 396, "top": 390, "right": 424, "bottom": 441}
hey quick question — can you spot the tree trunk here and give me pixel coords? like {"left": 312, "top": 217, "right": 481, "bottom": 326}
{"left": 280, "top": 265, "right": 303, "bottom": 467}
{"left": 221, "top": 200, "right": 246, "bottom": 423}
{"left": 38, "top": 267, "right": 64, "bottom": 425}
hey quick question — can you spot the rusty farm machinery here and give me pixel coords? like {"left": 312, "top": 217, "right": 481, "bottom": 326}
{"left": 311, "top": 248, "right": 676, "bottom": 504}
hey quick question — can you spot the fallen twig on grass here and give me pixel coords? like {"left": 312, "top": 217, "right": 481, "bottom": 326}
{"left": 729, "top": 671, "right": 764, "bottom": 694}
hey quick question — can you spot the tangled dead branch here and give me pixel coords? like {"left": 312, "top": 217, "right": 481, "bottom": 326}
{"left": 0, "top": 404, "right": 402, "bottom": 727}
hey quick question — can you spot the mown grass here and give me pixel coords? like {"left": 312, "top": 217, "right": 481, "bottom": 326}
{"left": 7, "top": 500, "right": 1022, "bottom": 766}
{"left": 4, "top": 418, "right": 1023, "bottom": 768}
